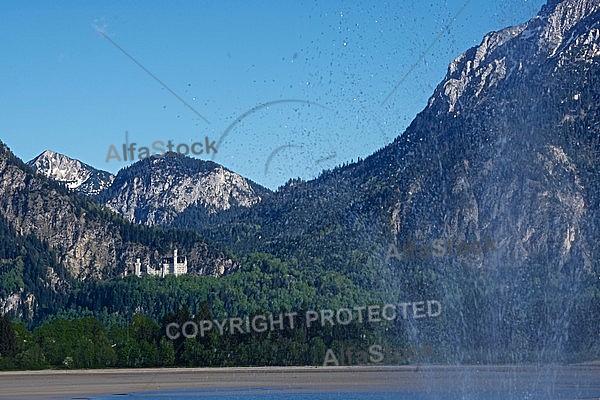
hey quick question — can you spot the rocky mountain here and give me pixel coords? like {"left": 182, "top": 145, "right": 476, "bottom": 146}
{"left": 0, "top": 209, "right": 72, "bottom": 320}
{"left": 0, "top": 142, "right": 237, "bottom": 283}
{"left": 27, "top": 150, "right": 114, "bottom": 196}
{"left": 206, "top": 0, "right": 599, "bottom": 265}
{"left": 0, "top": 0, "right": 597, "bottom": 361}
{"left": 95, "top": 153, "right": 271, "bottom": 227}
{"left": 8, "top": 0, "right": 597, "bottom": 293}
{"left": 27, "top": 149, "right": 271, "bottom": 228}
{"left": 187, "top": 0, "right": 600, "bottom": 360}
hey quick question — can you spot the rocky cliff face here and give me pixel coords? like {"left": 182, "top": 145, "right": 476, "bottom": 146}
{"left": 96, "top": 153, "right": 271, "bottom": 227}
{"left": 189, "top": 0, "right": 599, "bottom": 361}
{"left": 0, "top": 144, "right": 236, "bottom": 281}
{"left": 434, "top": 0, "right": 600, "bottom": 115}
{"left": 208, "top": 0, "right": 599, "bottom": 281}
{"left": 377, "top": 0, "right": 600, "bottom": 274}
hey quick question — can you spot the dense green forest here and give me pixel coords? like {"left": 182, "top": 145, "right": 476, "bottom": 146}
{"left": 0, "top": 252, "right": 401, "bottom": 369}
{"left": 0, "top": 307, "right": 396, "bottom": 370}
{"left": 0, "top": 195, "right": 598, "bottom": 369}
{"left": 1, "top": 248, "right": 599, "bottom": 370}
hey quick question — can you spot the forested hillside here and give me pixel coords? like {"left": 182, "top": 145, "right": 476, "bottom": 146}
{"left": 1, "top": 0, "right": 600, "bottom": 370}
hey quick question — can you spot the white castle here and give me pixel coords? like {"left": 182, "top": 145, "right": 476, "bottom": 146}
{"left": 123, "top": 249, "right": 188, "bottom": 277}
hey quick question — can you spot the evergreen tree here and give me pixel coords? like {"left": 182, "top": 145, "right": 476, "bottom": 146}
{"left": 0, "top": 314, "right": 17, "bottom": 358}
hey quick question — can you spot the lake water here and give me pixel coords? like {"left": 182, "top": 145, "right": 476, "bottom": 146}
{"left": 88, "top": 367, "right": 600, "bottom": 400}
{"left": 93, "top": 389, "right": 600, "bottom": 400}
{"left": 5, "top": 365, "right": 599, "bottom": 400}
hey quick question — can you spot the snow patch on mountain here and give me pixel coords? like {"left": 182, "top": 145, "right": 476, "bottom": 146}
{"left": 27, "top": 150, "right": 114, "bottom": 195}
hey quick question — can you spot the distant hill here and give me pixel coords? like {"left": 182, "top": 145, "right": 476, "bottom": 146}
{"left": 95, "top": 153, "right": 272, "bottom": 227}
{"left": 0, "top": 142, "right": 237, "bottom": 321}
{"left": 27, "top": 150, "right": 114, "bottom": 196}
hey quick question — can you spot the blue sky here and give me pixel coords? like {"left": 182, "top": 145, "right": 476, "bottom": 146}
{"left": 0, "top": 0, "right": 545, "bottom": 190}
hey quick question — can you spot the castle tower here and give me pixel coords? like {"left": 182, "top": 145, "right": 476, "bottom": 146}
{"left": 180, "top": 255, "right": 187, "bottom": 275}
{"left": 173, "top": 248, "right": 188, "bottom": 276}
{"left": 135, "top": 258, "right": 142, "bottom": 277}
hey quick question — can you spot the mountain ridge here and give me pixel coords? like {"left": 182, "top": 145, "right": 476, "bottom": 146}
{"left": 0, "top": 142, "right": 238, "bottom": 282}
{"left": 27, "top": 150, "right": 114, "bottom": 196}
{"left": 195, "top": 0, "right": 599, "bottom": 282}
{"left": 0, "top": 0, "right": 598, "bottom": 355}
{"left": 28, "top": 150, "right": 273, "bottom": 228}
{"left": 96, "top": 153, "right": 272, "bottom": 227}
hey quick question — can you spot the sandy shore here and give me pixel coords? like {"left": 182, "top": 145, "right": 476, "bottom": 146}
{"left": 0, "top": 364, "right": 599, "bottom": 399}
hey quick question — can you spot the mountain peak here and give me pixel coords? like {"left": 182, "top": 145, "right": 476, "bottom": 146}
{"left": 27, "top": 150, "right": 114, "bottom": 195}
{"left": 98, "top": 152, "right": 272, "bottom": 226}
{"left": 538, "top": 0, "right": 600, "bottom": 54}
{"left": 431, "top": 0, "right": 600, "bottom": 114}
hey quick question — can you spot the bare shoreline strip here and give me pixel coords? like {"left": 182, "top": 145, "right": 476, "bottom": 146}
{"left": 0, "top": 364, "right": 599, "bottom": 399}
